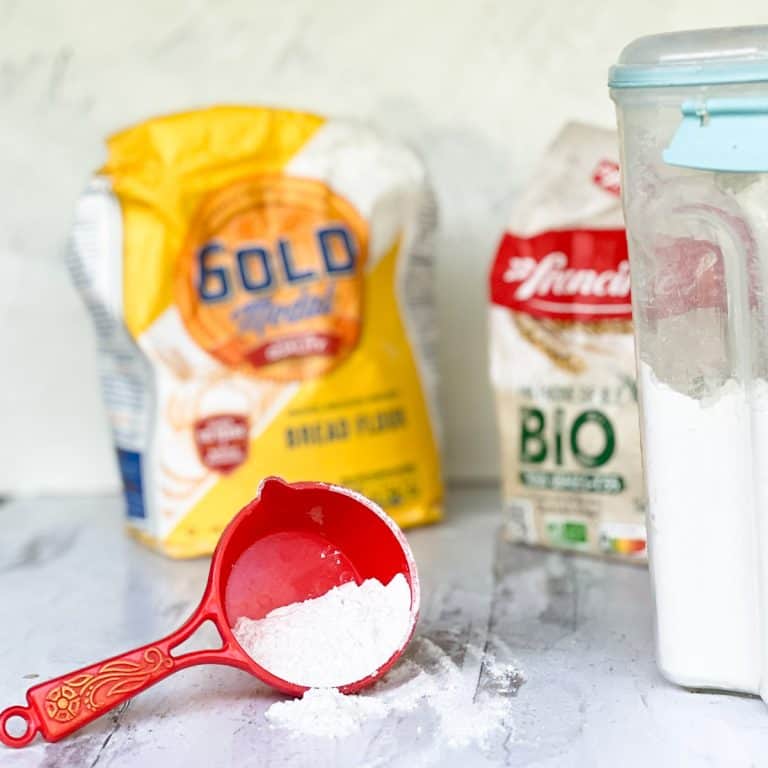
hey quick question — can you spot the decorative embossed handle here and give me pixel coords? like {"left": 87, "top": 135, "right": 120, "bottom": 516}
{"left": 0, "top": 605, "right": 244, "bottom": 747}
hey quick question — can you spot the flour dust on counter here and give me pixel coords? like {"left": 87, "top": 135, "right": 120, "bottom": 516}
{"left": 264, "top": 636, "right": 524, "bottom": 755}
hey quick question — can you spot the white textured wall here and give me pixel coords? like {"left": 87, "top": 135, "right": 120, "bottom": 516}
{"left": 1, "top": 1, "right": 765, "bottom": 494}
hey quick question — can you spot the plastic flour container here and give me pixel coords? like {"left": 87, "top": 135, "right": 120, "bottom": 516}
{"left": 610, "top": 25, "right": 768, "bottom": 699}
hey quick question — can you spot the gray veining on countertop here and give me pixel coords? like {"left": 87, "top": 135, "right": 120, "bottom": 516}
{"left": 1, "top": 488, "right": 768, "bottom": 767}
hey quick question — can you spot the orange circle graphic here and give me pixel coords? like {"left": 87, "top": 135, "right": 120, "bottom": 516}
{"left": 175, "top": 175, "right": 368, "bottom": 381}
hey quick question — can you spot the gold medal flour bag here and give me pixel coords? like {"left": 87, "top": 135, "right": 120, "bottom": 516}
{"left": 69, "top": 106, "right": 442, "bottom": 557}
{"left": 489, "top": 123, "right": 645, "bottom": 561}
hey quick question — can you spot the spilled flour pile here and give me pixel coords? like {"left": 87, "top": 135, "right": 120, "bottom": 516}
{"left": 233, "top": 575, "right": 412, "bottom": 688}
{"left": 265, "top": 637, "right": 525, "bottom": 746}
{"left": 233, "top": 572, "right": 524, "bottom": 755}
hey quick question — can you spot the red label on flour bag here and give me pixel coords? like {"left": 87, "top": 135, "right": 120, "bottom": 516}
{"left": 490, "top": 230, "right": 631, "bottom": 321}
{"left": 194, "top": 414, "right": 250, "bottom": 474}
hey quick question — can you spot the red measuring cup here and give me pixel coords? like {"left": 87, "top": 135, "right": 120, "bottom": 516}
{"left": 0, "top": 477, "right": 420, "bottom": 748}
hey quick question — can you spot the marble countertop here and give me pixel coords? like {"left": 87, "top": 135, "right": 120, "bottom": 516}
{"left": 1, "top": 487, "right": 767, "bottom": 767}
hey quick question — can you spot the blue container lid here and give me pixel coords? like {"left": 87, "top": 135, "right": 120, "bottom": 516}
{"left": 610, "top": 26, "right": 768, "bottom": 89}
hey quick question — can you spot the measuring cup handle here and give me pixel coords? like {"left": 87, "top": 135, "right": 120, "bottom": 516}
{"left": 0, "top": 609, "right": 242, "bottom": 747}
{"left": 0, "top": 641, "right": 178, "bottom": 747}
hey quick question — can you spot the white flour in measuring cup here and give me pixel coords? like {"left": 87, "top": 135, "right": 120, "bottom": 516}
{"left": 233, "top": 575, "right": 412, "bottom": 687}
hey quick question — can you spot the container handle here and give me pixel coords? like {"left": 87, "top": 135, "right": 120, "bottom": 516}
{"left": 664, "top": 98, "right": 768, "bottom": 172}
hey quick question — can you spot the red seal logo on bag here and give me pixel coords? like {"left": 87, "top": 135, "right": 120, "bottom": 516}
{"left": 193, "top": 414, "right": 250, "bottom": 474}
{"left": 592, "top": 159, "right": 621, "bottom": 197}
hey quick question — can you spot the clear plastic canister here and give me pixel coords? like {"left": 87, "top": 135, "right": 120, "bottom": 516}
{"left": 611, "top": 26, "right": 768, "bottom": 697}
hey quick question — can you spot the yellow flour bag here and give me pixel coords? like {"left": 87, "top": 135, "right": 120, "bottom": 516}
{"left": 68, "top": 106, "right": 443, "bottom": 557}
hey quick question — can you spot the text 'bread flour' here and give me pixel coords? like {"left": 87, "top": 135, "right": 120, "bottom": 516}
{"left": 488, "top": 123, "right": 646, "bottom": 561}
{"left": 68, "top": 106, "right": 443, "bottom": 557}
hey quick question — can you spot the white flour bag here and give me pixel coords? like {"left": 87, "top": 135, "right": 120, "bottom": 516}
{"left": 488, "top": 122, "right": 646, "bottom": 561}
